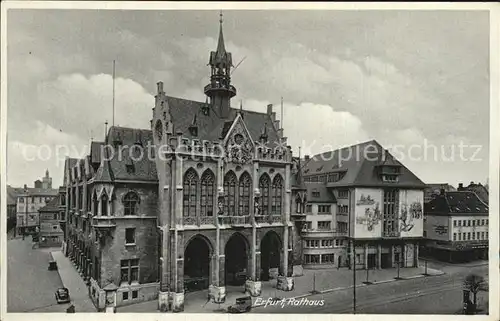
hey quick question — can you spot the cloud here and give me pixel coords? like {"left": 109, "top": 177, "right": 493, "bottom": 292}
{"left": 244, "top": 99, "right": 369, "bottom": 156}
{"left": 7, "top": 121, "right": 88, "bottom": 187}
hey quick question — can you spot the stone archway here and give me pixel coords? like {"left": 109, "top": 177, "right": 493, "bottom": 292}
{"left": 225, "top": 232, "right": 249, "bottom": 286}
{"left": 261, "top": 231, "right": 282, "bottom": 281}
{"left": 184, "top": 235, "right": 212, "bottom": 292}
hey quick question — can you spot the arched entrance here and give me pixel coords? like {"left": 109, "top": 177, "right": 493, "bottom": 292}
{"left": 225, "top": 233, "right": 249, "bottom": 286}
{"left": 184, "top": 235, "right": 212, "bottom": 292}
{"left": 261, "top": 231, "right": 282, "bottom": 281}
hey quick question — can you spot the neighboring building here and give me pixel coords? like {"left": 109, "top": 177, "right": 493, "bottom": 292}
{"left": 458, "top": 181, "right": 489, "bottom": 204}
{"left": 38, "top": 194, "right": 64, "bottom": 247}
{"left": 424, "top": 183, "right": 456, "bottom": 203}
{"left": 298, "top": 183, "right": 348, "bottom": 268}
{"left": 7, "top": 186, "right": 19, "bottom": 234}
{"left": 423, "top": 190, "right": 489, "bottom": 262}
{"left": 301, "top": 140, "right": 426, "bottom": 270}
{"left": 64, "top": 16, "right": 295, "bottom": 312}
{"left": 16, "top": 172, "right": 58, "bottom": 235}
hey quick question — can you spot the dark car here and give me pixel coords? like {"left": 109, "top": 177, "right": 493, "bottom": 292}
{"left": 55, "top": 288, "right": 70, "bottom": 304}
{"left": 227, "top": 296, "right": 252, "bottom": 313}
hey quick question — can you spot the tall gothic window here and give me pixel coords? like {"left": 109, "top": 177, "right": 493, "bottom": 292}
{"left": 200, "top": 170, "right": 215, "bottom": 217}
{"left": 224, "top": 171, "right": 237, "bottom": 216}
{"left": 123, "top": 192, "right": 140, "bottom": 216}
{"left": 183, "top": 169, "right": 198, "bottom": 217}
{"left": 271, "top": 174, "right": 283, "bottom": 215}
{"left": 101, "top": 192, "right": 108, "bottom": 216}
{"left": 238, "top": 172, "right": 252, "bottom": 216}
{"left": 259, "top": 174, "right": 271, "bottom": 216}
{"left": 93, "top": 191, "right": 98, "bottom": 216}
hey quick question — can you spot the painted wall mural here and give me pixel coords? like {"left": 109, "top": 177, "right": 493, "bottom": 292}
{"left": 356, "top": 194, "right": 375, "bottom": 206}
{"left": 399, "top": 201, "right": 423, "bottom": 232}
{"left": 354, "top": 188, "right": 383, "bottom": 238}
{"left": 399, "top": 190, "right": 424, "bottom": 238}
{"left": 355, "top": 203, "right": 381, "bottom": 231}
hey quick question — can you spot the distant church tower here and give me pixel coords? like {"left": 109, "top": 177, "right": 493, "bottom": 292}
{"left": 42, "top": 169, "right": 52, "bottom": 189}
{"left": 204, "top": 12, "right": 237, "bottom": 119}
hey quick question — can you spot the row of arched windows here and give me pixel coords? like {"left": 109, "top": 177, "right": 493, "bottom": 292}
{"left": 182, "top": 169, "right": 284, "bottom": 217}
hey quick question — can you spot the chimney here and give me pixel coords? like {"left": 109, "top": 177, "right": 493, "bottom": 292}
{"left": 23, "top": 184, "right": 27, "bottom": 191}
{"left": 440, "top": 188, "right": 445, "bottom": 196}
{"left": 267, "top": 104, "right": 273, "bottom": 115}
{"left": 157, "top": 81, "right": 164, "bottom": 95}
{"left": 470, "top": 181, "right": 474, "bottom": 186}
{"left": 458, "top": 183, "right": 463, "bottom": 190}
{"left": 304, "top": 155, "right": 310, "bottom": 161}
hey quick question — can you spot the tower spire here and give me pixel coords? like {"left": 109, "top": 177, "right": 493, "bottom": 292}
{"left": 216, "top": 10, "right": 227, "bottom": 61}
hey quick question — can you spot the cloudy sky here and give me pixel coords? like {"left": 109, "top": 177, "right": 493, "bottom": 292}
{"left": 6, "top": 9, "right": 490, "bottom": 188}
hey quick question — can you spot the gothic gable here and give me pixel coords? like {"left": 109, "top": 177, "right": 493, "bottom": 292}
{"left": 222, "top": 114, "right": 255, "bottom": 164}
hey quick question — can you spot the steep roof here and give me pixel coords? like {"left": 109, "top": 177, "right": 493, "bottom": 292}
{"left": 303, "top": 140, "right": 426, "bottom": 189}
{"left": 94, "top": 126, "right": 157, "bottom": 182}
{"left": 166, "top": 96, "right": 280, "bottom": 147}
{"left": 38, "top": 196, "right": 60, "bottom": 212}
{"left": 424, "top": 191, "right": 489, "bottom": 216}
{"left": 6, "top": 186, "right": 19, "bottom": 205}
{"left": 306, "top": 183, "right": 337, "bottom": 203}
{"left": 463, "top": 183, "right": 489, "bottom": 204}
{"left": 424, "top": 183, "right": 456, "bottom": 202}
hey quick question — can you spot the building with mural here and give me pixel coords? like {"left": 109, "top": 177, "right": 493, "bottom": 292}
{"left": 302, "top": 140, "right": 426, "bottom": 270}
{"left": 15, "top": 171, "right": 58, "bottom": 235}
{"left": 63, "top": 16, "right": 295, "bottom": 312}
{"left": 423, "top": 189, "right": 489, "bottom": 262}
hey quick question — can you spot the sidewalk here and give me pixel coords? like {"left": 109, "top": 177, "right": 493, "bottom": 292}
{"left": 119, "top": 265, "right": 443, "bottom": 313}
{"left": 51, "top": 251, "right": 97, "bottom": 312}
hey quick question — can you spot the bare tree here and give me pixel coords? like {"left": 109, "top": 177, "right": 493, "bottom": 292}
{"left": 463, "top": 273, "right": 486, "bottom": 310}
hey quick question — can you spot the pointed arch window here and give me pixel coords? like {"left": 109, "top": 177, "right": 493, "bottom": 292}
{"left": 93, "top": 191, "right": 98, "bottom": 216}
{"left": 259, "top": 174, "right": 271, "bottom": 216}
{"left": 224, "top": 171, "right": 237, "bottom": 216}
{"left": 200, "top": 170, "right": 215, "bottom": 217}
{"left": 101, "top": 193, "right": 108, "bottom": 216}
{"left": 183, "top": 169, "right": 198, "bottom": 217}
{"left": 272, "top": 174, "right": 283, "bottom": 215}
{"left": 238, "top": 172, "right": 252, "bottom": 216}
{"left": 123, "top": 191, "right": 140, "bottom": 216}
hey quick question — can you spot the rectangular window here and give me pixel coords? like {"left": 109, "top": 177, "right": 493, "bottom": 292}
{"left": 467, "top": 232, "right": 471, "bottom": 240}
{"left": 306, "top": 205, "right": 312, "bottom": 213}
{"left": 319, "top": 175, "right": 326, "bottom": 183}
{"left": 481, "top": 232, "right": 485, "bottom": 240}
{"left": 125, "top": 228, "right": 136, "bottom": 245}
{"left": 463, "top": 233, "right": 466, "bottom": 240}
{"left": 453, "top": 233, "right": 457, "bottom": 241}
{"left": 458, "top": 220, "right": 462, "bottom": 227}
{"left": 321, "top": 254, "right": 334, "bottom": 263}
{"left": 477, "top": 232, "right": 480, "bottom": 240}
{"left": 122, "top": 292, "right": 129, "bottom": 301}
{"left": 486, "top": 219, "right": 488, "bottom": 226}
{"left": 337, "top": 222, "right": 348, "bottom": 233}
{"left": 472, "top": 232, "right": 475, "bottom": 240}
{"left": 338, "top": 190, "right": 349, "bottom": 199}
{"left": 472, "top": 220, "right": 476, "bottom": 227}
{"left": 318, "top": 221, "right": 331, "bottom": 230}
{"left": 468, "top": 220, "right": 471, "bottom": 226}
{"left": 453, "top": 220, "right": 457, "bottom": 227}
{"left": 120, "top": 259, "right": 139, "bottom": 284}
{"left": 458, "top": 233, "right": 462, "bottom": 241}
{"left": 132, "top": 290, "right": 138, "bottom": 299}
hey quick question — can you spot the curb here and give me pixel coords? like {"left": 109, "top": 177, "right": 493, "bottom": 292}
{"left": 250, "top": 272, "right": 444, "bottom": 308}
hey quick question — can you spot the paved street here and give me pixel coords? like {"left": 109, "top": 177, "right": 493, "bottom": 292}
{"left": 7, "top": 237, "right": 70, "bottom": 312}
{"left": 252, "top": 263, "right": 488, "bottom": 314}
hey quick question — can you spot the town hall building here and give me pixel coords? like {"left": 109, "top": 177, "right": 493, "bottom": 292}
{"left": 64, "top": 15, "right": 296, "bottom": 313}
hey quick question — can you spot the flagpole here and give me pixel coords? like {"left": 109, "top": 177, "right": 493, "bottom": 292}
{"left": 112, "top": 60, "right": 116, "bottom": 127}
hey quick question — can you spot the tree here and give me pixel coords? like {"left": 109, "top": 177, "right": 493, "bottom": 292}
{"left": 463, "top": 273, "right": 486, "bottom": 310}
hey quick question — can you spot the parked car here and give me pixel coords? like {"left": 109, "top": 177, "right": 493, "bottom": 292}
{"left": 227, "top": 296, "right": 252, "bottom": 313}
{"left": 55, "top": 288, "right": 70, "bottom": 304}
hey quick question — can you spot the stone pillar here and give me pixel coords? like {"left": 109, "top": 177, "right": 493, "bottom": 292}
{"left": 377, "top": 243, "right": 382, "bottom": 269}
{"left": 245, "top": 222, "right": 261, "bottom": 296}
{"left": 277, "top": 226, "right": 294, "bottom": 291}
{"left": 209, "top": 225, "right": 226, "bottom": 303}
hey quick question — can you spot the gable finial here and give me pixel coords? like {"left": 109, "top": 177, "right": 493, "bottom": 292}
{"left": 219, "top": 10, "right": 223, "bottom": 25}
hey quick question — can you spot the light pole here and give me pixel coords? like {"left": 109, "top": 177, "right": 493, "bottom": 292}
{"left": 352, "top": 240, "right": 357, "bottom": 314}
